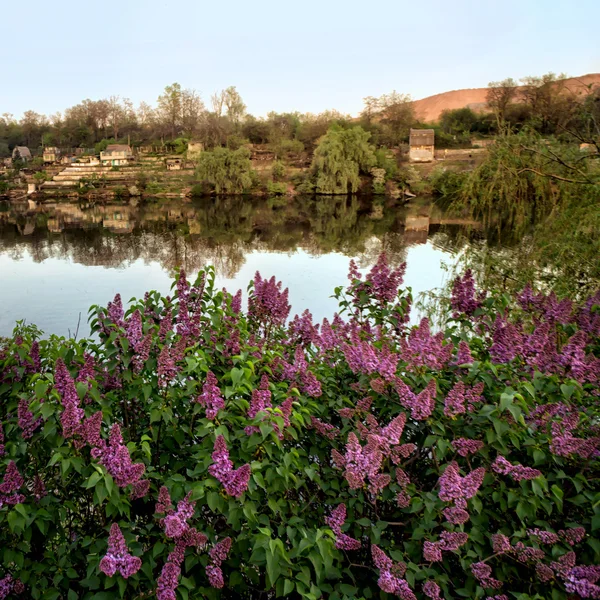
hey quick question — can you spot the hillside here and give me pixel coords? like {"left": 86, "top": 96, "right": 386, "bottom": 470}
{"left": 412, "top": 73, "right": 600, "bottom": 123}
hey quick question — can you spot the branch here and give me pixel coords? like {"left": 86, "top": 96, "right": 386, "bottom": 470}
{"left": 515, "top": 167, "right": 593, "bottom": 184}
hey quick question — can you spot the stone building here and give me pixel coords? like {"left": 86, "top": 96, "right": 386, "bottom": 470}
{"left": 100, "top": 144, "right": 134, "bottom": 166}
{"left": 43, "top": 147, "right": 60, "bottom": 163}
{"left": 409, "top": 129, "right": 435, "bottom": 163}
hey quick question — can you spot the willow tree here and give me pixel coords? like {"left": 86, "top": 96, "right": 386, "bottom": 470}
{"left": 311, "top": 125, "right": 376, "bottom": 194}
{"left": 195, "top": 146, "right": 254, "bottom": 194}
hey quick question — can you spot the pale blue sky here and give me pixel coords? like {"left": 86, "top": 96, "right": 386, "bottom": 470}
{"left": 2, "top": 0, "right": 599, "bottom": 119}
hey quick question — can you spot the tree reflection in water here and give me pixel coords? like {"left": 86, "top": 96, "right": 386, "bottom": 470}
{"left": 0, "top": 196, "right": 486, "bottom": 280}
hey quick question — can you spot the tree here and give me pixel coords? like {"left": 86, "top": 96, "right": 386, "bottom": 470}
{"left": 487, "top": 78, "right": 518, "bottom": 125}
{"left": 520, "top": 73, "right": 574, "bottom": 133}
{"left": 181, "top": 89, "right": 205, "bottom": 137}
{"left": 195, "top": 146, "right": 254, "bottom": 194}
{"left": 439, "top": 108, "right": 478, "bottom": 136}
{"left": 158, "top": 83, "right": 184, "bottom": 139}
{"left": 376, "top": 91, "right": 415, "bottom": 147}
{"left": 223, "top": 86, "right": 246, "bottom": 126}
{"left": 311, "top": 125, "right": 376, "bottom": 194}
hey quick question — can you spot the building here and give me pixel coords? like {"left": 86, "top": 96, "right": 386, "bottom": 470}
{"left": 12, "top": 146, "right": 32, "bottom": 162}
{"left": 43, "top": 147, "right": 60, "bottom": 163}
{"left": 165, "top": 157, "right": 184, "bottom": 171}
{"left": 409, "top": 129, "right": 435, "bottom": 163}
{"left": 100, "top": 144, "right": 134, "bottom": 166}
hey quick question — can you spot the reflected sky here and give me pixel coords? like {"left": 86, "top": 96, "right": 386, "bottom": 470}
{"left": 0, "top": 242, "right": 454, "bottom": 337}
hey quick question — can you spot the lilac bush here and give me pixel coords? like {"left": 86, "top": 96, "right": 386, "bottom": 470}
{"left": 0, "top": 254, "right": 599, "bottom": 599}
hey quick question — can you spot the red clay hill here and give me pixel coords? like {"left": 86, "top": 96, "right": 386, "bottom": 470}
{"left": 412, "top": 73, "right": 600, "bottom": 123}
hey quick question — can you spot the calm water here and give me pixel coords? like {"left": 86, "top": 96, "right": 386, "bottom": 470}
{"left": 0, "top": 195, "right": 484, "bottom": 337}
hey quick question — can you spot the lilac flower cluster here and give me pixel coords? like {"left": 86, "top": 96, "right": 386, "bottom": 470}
{"left": 288, "top": 309, "right": 319, "bottom": 346}
{"left": 99, "top": 523, "right": 141, "bottom": 579}
{"left": 438, "top": 461, "right": 485, "bottom": 503}
{"left": 0, "top": 574, "right": 19, "bottom": 599}
{"left": 559, "top": 331, "right": 600, "bottom": 385}
{"left": 89, "top": 423, "right": 148, "bottom": 493}
{"left": 0, "top": 461, "right": 25, "bottom": 508}
{"left": 400, "top": 318, "right": 453, "bottom": 371}
{"left": 578, "top": 290, "right": 600, "bottom": 337}
{"left": 196, "top": 371, "right": 224, "bottom": 419}
{"left": 451, "top": 269, "right": 481, "bottom": 317}
{"left": 492, "top": 456, "right": 541, "bottom": 481}
{"left": 455, "top": 340, "right": 474, "bottom": 365}
{"left": 343, "top": 329, "right": 398, "bottom": 382}
{"left": 155, "top": 487, "right": 207, "bottom": 600}
{"left": 107, "top": 293, "right": 124, "bottom": 327}
{"left": 527, "top": 528, "right": 559, "bottom": 544}
{"left": 245, "top": 374, "right": 273, "bottom": 435}
{"left": 470, "top": 561, "right": 502, "bottom": 589}
{"left": 492, "top": 533, "right": 511, "bottom": 554}
{"left": 395, "top": 378, "right": 437, "bottom": 420}
{"left": 208, "top": 435, "right": 250, "bottom": 498}
{"left": 565, "top": 565, "right": 600, "bottom": 599}
{"left": 76, "top": 352, "right": 96, "bottom": 384}
{"left": 17, "top": 398, "right": 41, "bottom": 439}
{"left": 248, "top": 272, "right": 291, "bottom": 330}
{"left": 423, "top": 581, "right": 441, "bottom": 599}
{"left": 423, "top": 532, "right": 468, "bottom": 562}
{"left": 444, "top": 381, "right": 484, "bottom": 418}
{"left": 489, "top": 315, "right": 523, "bottom": 364}
{"left": 308, "top": 417, "right": 339, "bottom": 439}
{"left": 174, "top": 269, "right": 204, "bottom": 339}
{"left": 326, "top": 504, "right": 361, "bottom": 550}
{"left": 206, "top": 537, "right": 232, "bottom": 589}
{"left": 281, "top": 346, "right": 322, "bottom": 397}
{"left": 452, "top": 438, "right": 484, "bottom": 457}
{"left": 371, "top": 545, "right": 416, "bottom": 600}
{"left": 54, "top": 358, "right": 85, "bottom": 439}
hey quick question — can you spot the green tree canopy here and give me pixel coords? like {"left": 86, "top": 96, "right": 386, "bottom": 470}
{"left": 195, "top": 146, "right": 254, "bottom": 194}
{"left": 311, "top": 125, "right": 376, "bottom": 194}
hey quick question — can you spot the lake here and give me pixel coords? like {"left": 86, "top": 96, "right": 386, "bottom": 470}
{"left": 0, "top": 195, "right": 485, "bottom": 337}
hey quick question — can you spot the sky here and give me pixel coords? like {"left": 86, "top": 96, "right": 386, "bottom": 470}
{"left": 2, "top": 0, "right": 599, "bottom": 119}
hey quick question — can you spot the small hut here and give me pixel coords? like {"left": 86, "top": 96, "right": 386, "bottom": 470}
{"left": 100, "top": 144, "right": 134, "bottom": 166}
{"left": 409, "top": 129, "right": 435, "bottom": 163}
{"left": 43, "top": 147, "right": 60, "bottom": 163}
{"left": 12, "top": 146, "right": 32, "bottom": 162}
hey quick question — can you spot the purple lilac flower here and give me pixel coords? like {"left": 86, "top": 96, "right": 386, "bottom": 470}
{"left": 208, "top": 436, "right": 250, "bottom": 498}
{"left": 578, "top": 290, "right": 600, "bottom": 337}
{"left": 400, "top": 318, "right": 453, "bottom": 371}
{"left": 125, "top": 309, "right": 143, "bottom": 349}
{"left": 560, "top": 331, "right": 600, "bottom": 385}
{"left": 513, "top": 542, "right": 545, "bottom": 563}
{"left": 245, "top": 375, "right": 272, "bottom": 434}
{"left": 395, "top": 378, "right": 436, "bottom": 420}
{"left": 365, "top": 253, "right": 407, "bottom": 304}
{"left": 0, "top": 575, "right": 14, "bottom": 599}
{"left": 288, "top": 309, "right": 319, "bottom": 346}
{"left": 76, "top": 353, "right": 96, "bottom": 383}
{"left": 248, "top": 272, "right": 291, "bottom": 329}
{"left": 17, "top": 398, "right": 41, "bottom": 439}
{"left": 444, "top": 381, "right": 484, "bottom": 419}
{"left": 91, "top": 424, "right": 146, "bottom": 489}
{"left": 440, "top": 531, "right": 468, "bottom": 551}
{"left": 492, "top": 456, "right": 541, "bottom": 481}
{"left": 158, "top": 306, "right": 172, "bottom": 340}
{"left": 470, "top": 562, "right": 502, "bottom": 589}
{"left": 492, "top": 533, "right": 511, "bottom": 554}
{"left": 99, "top": 523, "right": 141, "bottom": 578}
{"left": 559, "top": 527, "right": 586, "bottom": 545}
{"left": 309, "top": 417, "right": 339, "bottom": 439}
{"left": 157, "top": 561, "right": 181, "bottom": 600}
{"left": 372, "top": 545, "right": 393, "bottom": 570}
{"left": 423, "top": 581, "right": 441, "bottom": 599}
{"left": 54, "top": 358, "right": 85, "bottom": 439}
{"left": 206, "top": 537, "right": 231, "bottom": 589}
{"left": 157, "top": 344, "right": 178, "bottom": 387}
{"left": 341, "top": 432, "right": 382, "bottom": 490}
{"left": 423, "top": 541, "right": 443, "bottom": 562}
{"left": 196, "top": 371, "right": 224, "bottom": 420}
{"left": 438, "top": 462, "right": 485, "bottom": 502}
{"left": 489, "top": 315, "right": 523, "bottom": 364}
{"left": 451, "top": 269, "right": 480, "bottom": 317}
{"left": 455, "top": 340, "right": 474, "bottom": 365}
{"left": 564, "top": 568, "right": 600, "bottom": 598}
{"left": 452, "top": 438, "right": 484, "bottom": 456}
{"left": 155, "top": 486, "right": 174, "bottom": 516}
{"left": 282, "top": 347, "right": 322, "bottom": 397}
{"left": 343, "top": 331, "right": 398, "bottom": 382}
{"left": 0, "top": 461, "right": 25, "bottom": 507}
{"left": 443, "top": 506, "right": 470, "bottom": 524}
{"left": 536, "top": 563, "right": 554, "bottom": 582}
{"left": 527, "top": 529, "right": 559, "bottom": 544}
{"left": 29, "top": 340, "right": 41, "bottom": 373}
{"left": 107, "top": 293, "right": 124, "bottom": 327}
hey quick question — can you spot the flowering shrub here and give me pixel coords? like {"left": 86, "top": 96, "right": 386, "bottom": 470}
{"left": 0, "top": 256, "right": 599, "bottom": 599}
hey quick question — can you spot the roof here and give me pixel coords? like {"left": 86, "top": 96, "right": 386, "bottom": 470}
{"left": 409, "top": 129, "right": 435, "bottom": 146}
{"left": 105, "top": 144, "right": 132, "bottom": 152}
{"left": 13, "top": 146, "right": 32, "bottom": 159}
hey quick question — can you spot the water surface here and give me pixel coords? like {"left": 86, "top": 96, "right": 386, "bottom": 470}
{"left": 0, "top": 196, "right": 484, "bottom": 337}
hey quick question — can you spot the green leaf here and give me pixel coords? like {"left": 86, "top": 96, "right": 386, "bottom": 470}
{"left": 283, "top": 579, "right": 295, "bottom": 595}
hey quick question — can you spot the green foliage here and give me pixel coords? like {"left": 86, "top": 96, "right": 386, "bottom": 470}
{"left": 32, "top": 170, "right": 50, "bottom": 184}
{"left": 312, "top": 125, "right": 376, "bottom": 194}
{"left": 266, "top": 180, "right": 287, "bottom": 195}
{"left": 195, "top": 147, "right": 255, "bottom": 195}
{"left": 0, "top": 264, "right": 599, "bottom": 599}
{"left": 374, "top": 149, "right": 398, "bottom": 180}
{"left": 440, "top": 108, "right": 478, "bottom": 136}
{"left": 271, "top": 161, "right": 286, "bottom": 182}
{"left": 226, "top": 135, "right": 249, "bottom": 151}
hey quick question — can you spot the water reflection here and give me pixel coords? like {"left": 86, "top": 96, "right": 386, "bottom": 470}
{"left": 0, "top": 196, "right": 484, "bottom": 336}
